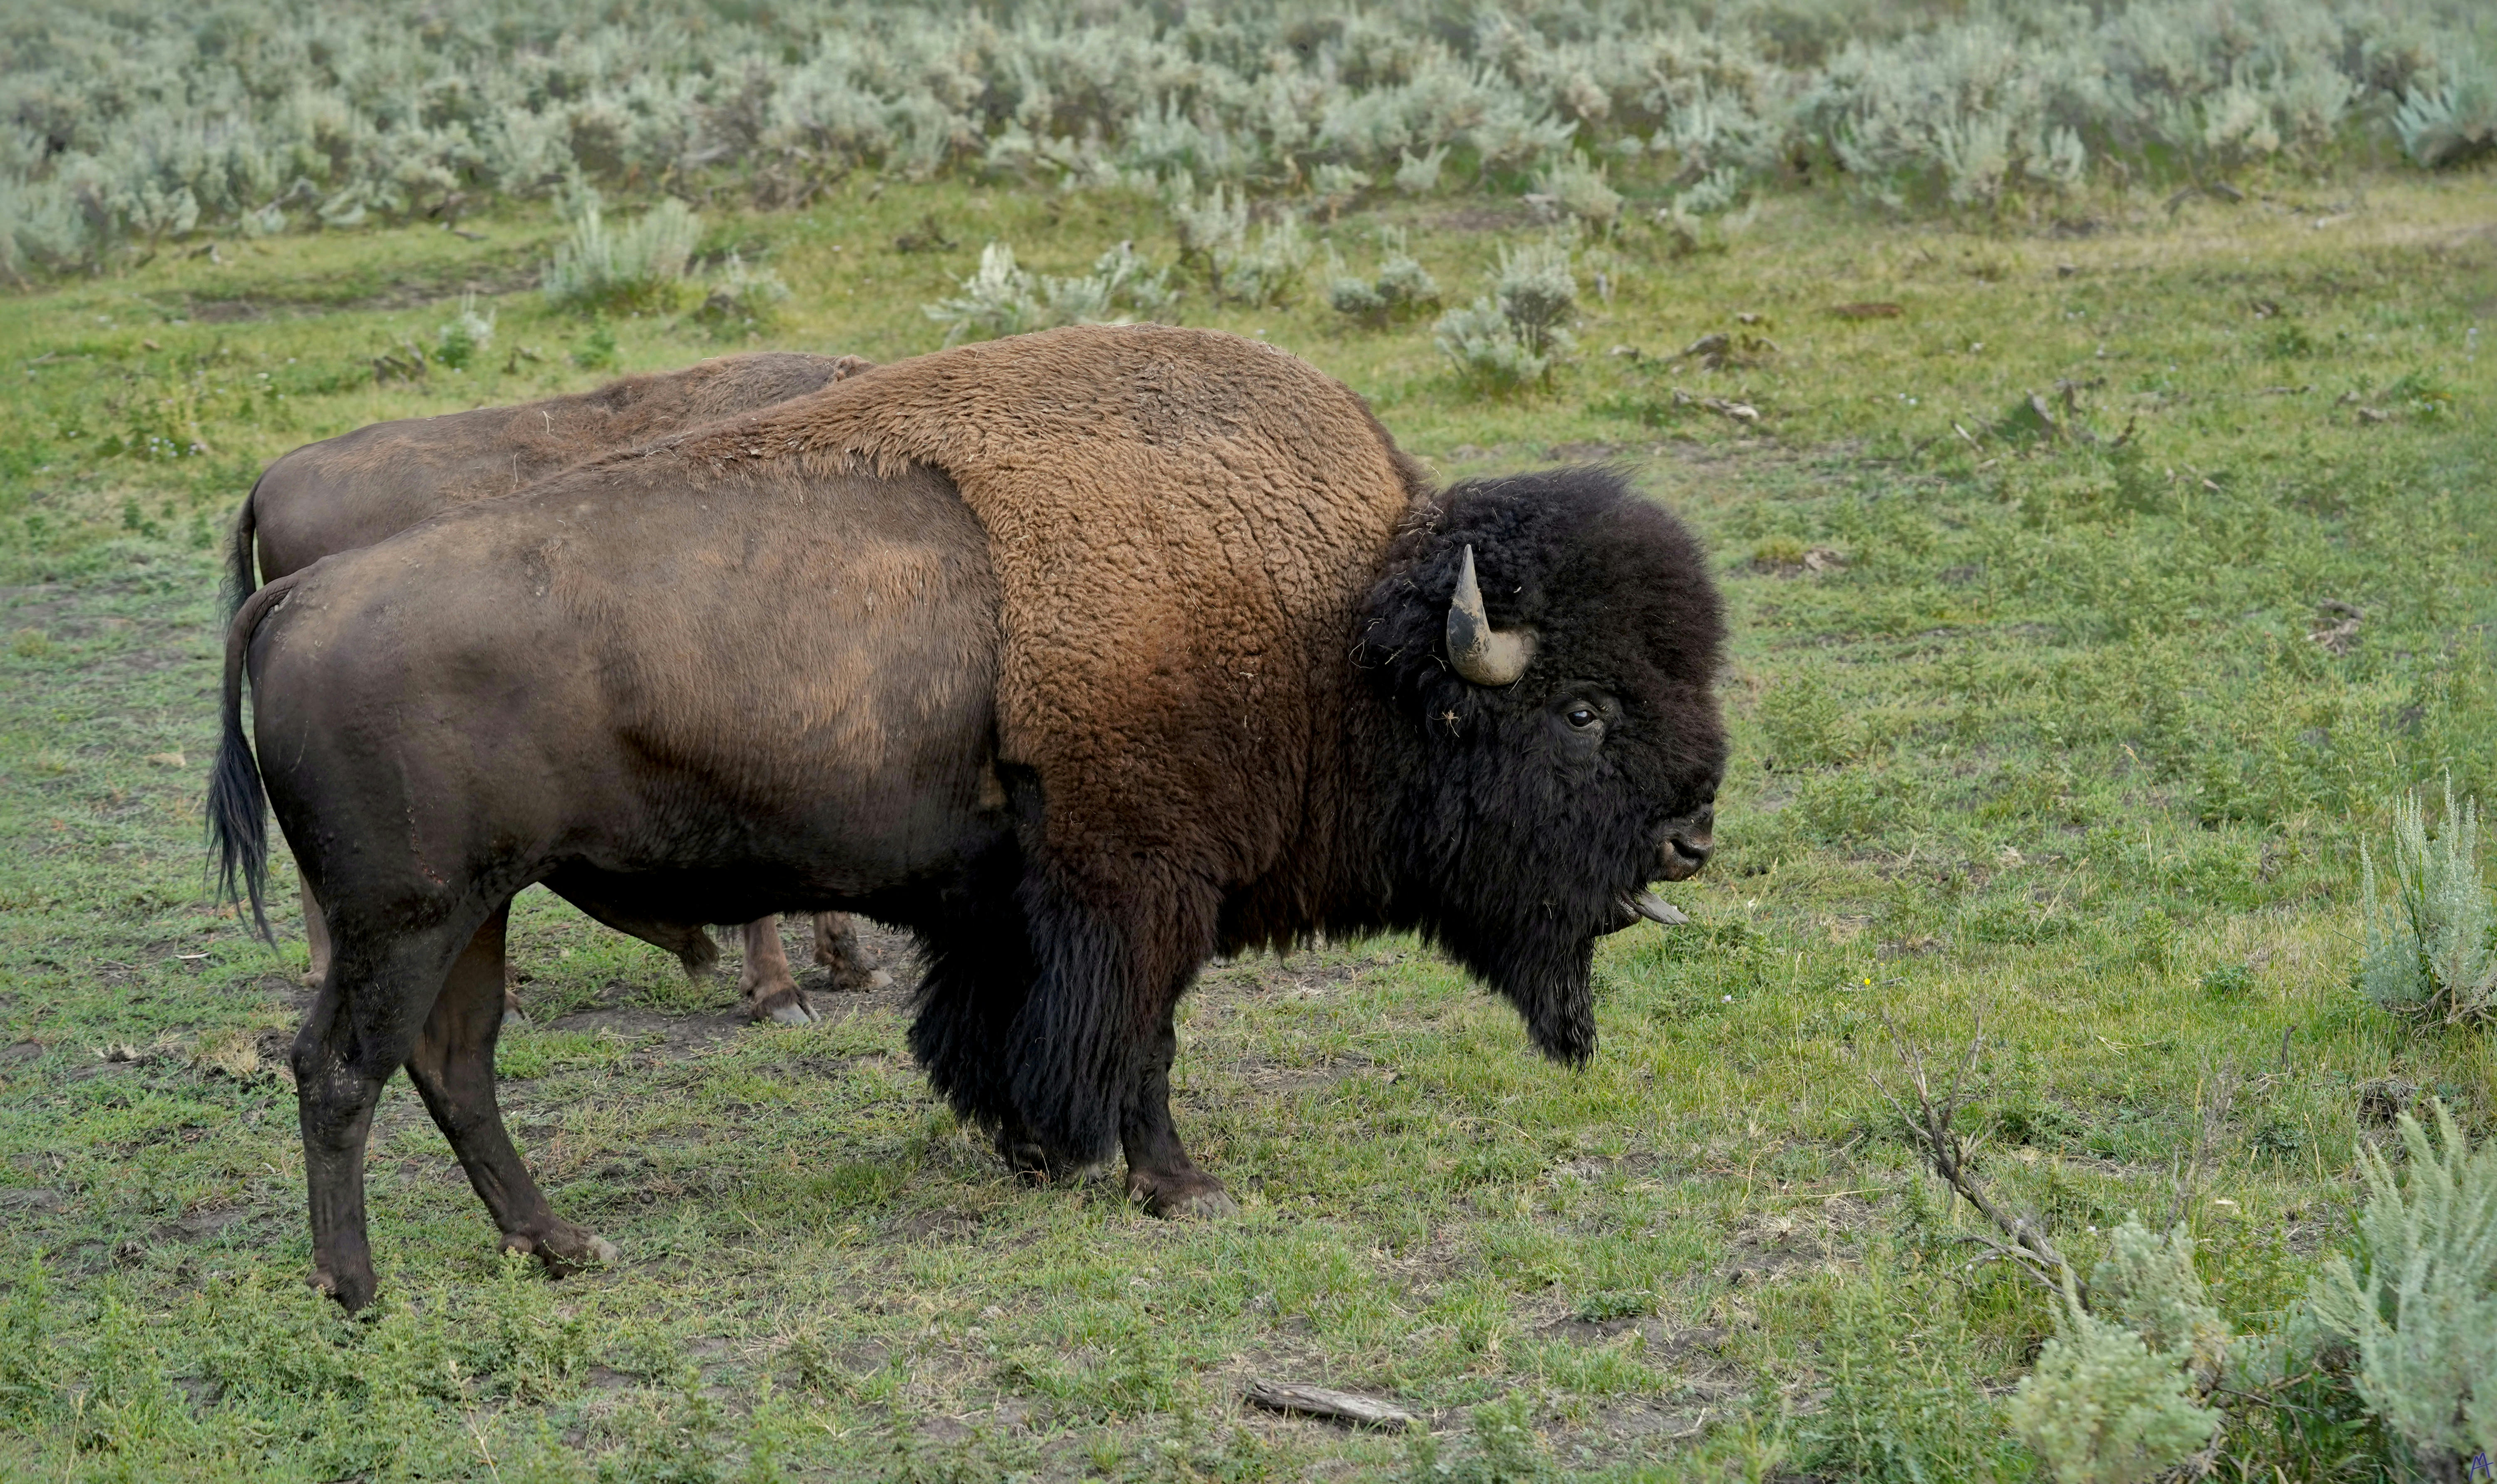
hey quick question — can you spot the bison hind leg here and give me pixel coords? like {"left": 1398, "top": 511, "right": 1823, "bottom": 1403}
{"left": 812, "top": 912, "right": 890, "bottom": 991}
{"left": 543, "top": 876, "right": 723, "bottom": 983}
{"left": 738, "top": 917, "right": 814, "bottom": 1025}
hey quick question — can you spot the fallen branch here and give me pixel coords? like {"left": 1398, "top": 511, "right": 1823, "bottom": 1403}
{"left": 1670, "top": 387, "right": 1760, "bottom": 424}
{"left": 1243, "top": 1381, "right": 1415, "bottom": 1429}
{"left": 1862, "top": 1008, "right": 2074, "bottom": 1299}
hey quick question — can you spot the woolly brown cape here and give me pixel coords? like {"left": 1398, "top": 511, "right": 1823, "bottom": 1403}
{"left": 648, "top": 324, "right": 1426, "bottom": 900}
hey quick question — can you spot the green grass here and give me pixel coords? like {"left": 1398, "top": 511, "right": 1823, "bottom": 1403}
{"left": 1, "top": 172, "right": 2493, "bottom": 1480}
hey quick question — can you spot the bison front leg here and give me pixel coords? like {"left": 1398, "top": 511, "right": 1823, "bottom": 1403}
{"left": 811, "top": 912, "right": 891, "bottom": 991}
{"left": 738, "top": 918, "right": 815, "bottom": 1025}
{"left": 1120, "top": 1007, "right": 1237, "bottom": 1218}
{"left": 404, "top": 902, "right": 619, "bottom": 1279}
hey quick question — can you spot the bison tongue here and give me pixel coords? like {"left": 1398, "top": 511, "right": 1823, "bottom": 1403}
{"left": 1613, "top": 890, "right": 1690, "bottom": 927}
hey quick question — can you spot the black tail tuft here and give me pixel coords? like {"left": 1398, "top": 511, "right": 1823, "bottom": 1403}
{"left": 221, "top": 476, "right": 262, "bottom": 621}
{"left": 207, "top": 577, "right": 293, "bottom": 944}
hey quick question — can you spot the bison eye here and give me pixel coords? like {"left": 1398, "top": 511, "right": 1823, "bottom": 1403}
{"left": 1565, "top": 705, "right": 1599, "bottom": 730}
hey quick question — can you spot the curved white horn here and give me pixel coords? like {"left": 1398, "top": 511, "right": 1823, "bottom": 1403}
{"left": 1445, "top": 545, "right": 1535, "bottom": 686}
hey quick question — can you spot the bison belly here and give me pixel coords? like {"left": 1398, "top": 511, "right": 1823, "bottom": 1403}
{"left": 248, "top": 461, "right": 1008, "bottom": 940}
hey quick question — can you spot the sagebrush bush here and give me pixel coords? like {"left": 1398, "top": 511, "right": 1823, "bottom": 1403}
{"left": 2393, "top": 42, "right": 2497, "bottom": 167}
{"left": 2358, "top": 779, "right": 2497, "bottom": 1027}
{"left": 1433, "top": 234, "right": 1577, "bottom": 391}
{"left": 434, "top": 292, "right": 494, "bottom": 369}
{"left": 2088, "top": 1218, "right": 2231, "bottom": 1392}
{"left": 4, "top": 0, "right": 2485, "bottom": 273}
{"left": 1170, "top": 181, "right": 1311, "bottom": 307}
{"left": 541, "top": 190, "right": 699, "bottom": 313}
{"left": 694, "top": 252, "right": 792, "bottom": 337}
{"left": 1527, "top": 154, "right": 1621, "bottom": 230}
{"left": 1325, "top": 228, "right": 1439, "bottom": 327}
{"left": 2007, "top": 1273, "right": 2220, "bottom": 1484}
{"left": 2307, "top": 1102, "right": 2497, "bottom": 1473}
{"left": 923, "top": 241, "right": 1172, "bottom": 345}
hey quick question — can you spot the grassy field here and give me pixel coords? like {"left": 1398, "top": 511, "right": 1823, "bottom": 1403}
{"left": 1, "top": 171, "right": 2493, "bottom": 1481}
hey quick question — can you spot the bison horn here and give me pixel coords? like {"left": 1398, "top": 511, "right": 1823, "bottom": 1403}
{"left": 1445, "top": 545, "right": 1536, "bottom": 687}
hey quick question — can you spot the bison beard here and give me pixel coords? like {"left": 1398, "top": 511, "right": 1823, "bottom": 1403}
{"left": 205, "top": 328, "right": 1726, "bottom": 1308}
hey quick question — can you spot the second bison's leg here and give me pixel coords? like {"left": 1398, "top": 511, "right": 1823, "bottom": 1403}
{"left": 299, "top": 876, "right": 332, "bottom": 988}
{"left": 811, "top": 912, "right": 890, "bottom": 990}
{"left": 739, "top": 917, "right": 815, "bottom": 1025}
{"left": 1120, "top": 1001, "right": 1237, "bottom": 1218}
{"left": 405, "top": 902, "right": 618, "bottom": 1276}
{"left": 294, "top": 919, "right": 474, "bottom": 1312}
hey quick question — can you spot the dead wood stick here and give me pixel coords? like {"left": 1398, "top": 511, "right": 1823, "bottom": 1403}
{"left": 1243, "top": 1381, "right": 1415, "bottom": 1429}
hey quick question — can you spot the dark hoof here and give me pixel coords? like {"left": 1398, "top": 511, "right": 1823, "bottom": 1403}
{"left": 994, "top": 1127, "right": 1080, "bottom": 1185}
{"left": 309, "top": 1265, "right": 376, "bottom": 1312}
{"left": 1129, "top": 1174, "right": 1239, "bottom": 1219}
{"left": 504, "top": 1225, "right": 619, "bottom": 1277}
{"left": 822, "top": 962, "right": 889, "bottom": 992}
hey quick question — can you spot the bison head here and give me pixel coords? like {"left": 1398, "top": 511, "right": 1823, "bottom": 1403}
{"left": 1354, "top": 465, "right": 1726, "bottom": 1062}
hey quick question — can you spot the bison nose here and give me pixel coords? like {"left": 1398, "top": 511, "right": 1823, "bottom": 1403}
{"left": 1657, "top": 828, "right": 1713, "bottom": 881}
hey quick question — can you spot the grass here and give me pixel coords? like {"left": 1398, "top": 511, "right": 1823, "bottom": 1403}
{"left": 1, "top": 171, "right": 2493, "bottom": 1480}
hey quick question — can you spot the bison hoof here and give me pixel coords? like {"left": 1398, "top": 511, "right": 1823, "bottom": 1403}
{"left": 865, "top": 968, "right": 894, "bottom": 990}
{"left": 308, "top": 1265, "right": 376, "bottom": 1312}
{"left": 1131, "top": 1176, "right": 1239, "bottom": 1220}
{"left": 505, "top": 1226, "right": 620, "bottom": 1276}
{"left": 760, "top": 994, "right": 817, "bottom": 1026}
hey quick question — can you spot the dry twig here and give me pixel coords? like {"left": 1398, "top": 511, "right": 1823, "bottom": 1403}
{"left": 1862, "top": 1008, "right": 2073, "bottom": 1298}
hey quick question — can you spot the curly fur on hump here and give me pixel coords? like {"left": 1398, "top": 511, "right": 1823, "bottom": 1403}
{"left": 1350, "top": 465, "right": 1727, "bottom": 1061}
{"left": 596, "top": 325, "right": 1430, "bottom": 1160}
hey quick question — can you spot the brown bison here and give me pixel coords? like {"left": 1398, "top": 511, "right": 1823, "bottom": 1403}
{"left": 229, "top": 352, "right": 886, "bottom": 1022}
{"left": 208, "top": 326, "right": 1723, "bottom": 1310}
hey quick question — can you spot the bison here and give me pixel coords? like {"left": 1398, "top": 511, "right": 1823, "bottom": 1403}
{"left": 229, "top": 352, "right": 886, "bottom": 1021}
{"left": 208, "top": 326, "right": 1724, "bottom": 1310}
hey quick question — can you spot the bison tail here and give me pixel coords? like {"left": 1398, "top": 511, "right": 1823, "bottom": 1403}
{"left": 207, "top": 574, "right": 297, "bottom": 945}
{"left": 221, "top": 474, "right": 263, "bottom": 620}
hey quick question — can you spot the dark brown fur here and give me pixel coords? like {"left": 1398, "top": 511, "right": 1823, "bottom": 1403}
{"left": 208, "top": 329, "right": 1726, "bottom": 1310}
{"left": 228, "top": 351, "right": 881, "bottom": 1018}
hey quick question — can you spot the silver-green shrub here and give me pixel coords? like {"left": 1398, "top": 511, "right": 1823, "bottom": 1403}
{"left": 541, "top": 191, "right": 699, "bottom": 313}
{"left": 1, "top": 0, "right": 2487, "bottom": 272}
{"left": 1434, "top": 299, "right": 1547, "bottom": 392}
{"left": 1325, "top": 228, "right": 1439, "bottom": 327}
{"left": 2358, "top": 780, "right": 2497, "bottom": 1027}
{"left": 1433, "top": 233, "right": 1576, "bottom": 392}
{"left": 2006, "top": 1272, "right": 2220, "bottom": 1484}
{"left": 695, "top": 253, "right": 793, "bottom": 336}
{"left": 1526, "top": 154, "right": 1621, "bottom": 230}
{"left": 2395, "top": 43, "right": 2497, "bottom": 167}
{"left": 1492, "top": 236, "right": 1576, "bottom": 360}
{"left": 923, "top": 241, "right": 1172, "bottom": 345}
{"left": 2306, "top": 1103, "right": 2497, "bottom": 1473}
{"left": 434, "top": 292, "right": 496, "bottom": 370}
{"left": 1170, "top": 181, "right": 1310, "bottom": 307}
{"left": 2088, "top": 1218, "right": 2231, "bottom": 1392}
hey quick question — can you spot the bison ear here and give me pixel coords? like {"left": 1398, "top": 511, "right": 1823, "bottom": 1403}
{"left": 1446, "top": 545, "right": 1536, "bottom": 687}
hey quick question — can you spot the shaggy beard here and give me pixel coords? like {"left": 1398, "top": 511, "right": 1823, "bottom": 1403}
{"left": 1422, "top": 894, "right": 1609, "bottom": 1064}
